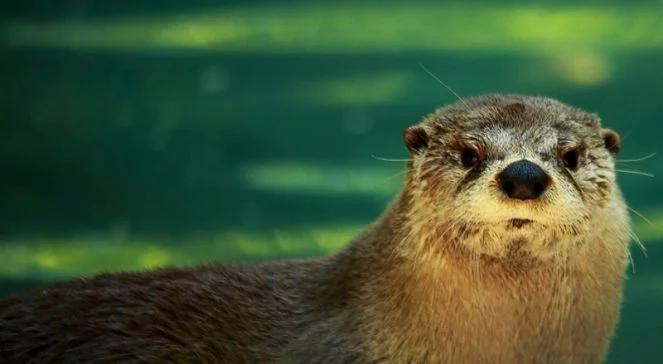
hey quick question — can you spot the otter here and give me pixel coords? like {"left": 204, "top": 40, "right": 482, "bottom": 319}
{"left": 1, "top": 95, "right": 630, "bottom": 363}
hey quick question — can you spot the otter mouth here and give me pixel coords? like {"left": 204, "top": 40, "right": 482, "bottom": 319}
{"left": 508, "top": 218, "right": 534, "bottom": 228}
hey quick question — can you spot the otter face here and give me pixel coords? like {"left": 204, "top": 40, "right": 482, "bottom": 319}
{"left": 404, "top": 95, "right": 626, "bottom": 259}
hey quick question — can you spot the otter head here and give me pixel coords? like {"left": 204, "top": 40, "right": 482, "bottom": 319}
{"left": 403, "top": 95, "right": 627, "bottom": 260}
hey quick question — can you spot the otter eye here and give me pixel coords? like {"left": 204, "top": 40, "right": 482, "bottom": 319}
{"left": 461, "top": 147, "right": 480, "bottom": 168}
{"left": 561, "top": 149, "right": 579, "bottom": 170}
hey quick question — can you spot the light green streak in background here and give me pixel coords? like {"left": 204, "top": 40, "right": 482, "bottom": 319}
{"left": 3, "top": 3, "right": 662, "bottom": 55}
{"left": 0, "top": 225, "right": 362, "bottom": 279}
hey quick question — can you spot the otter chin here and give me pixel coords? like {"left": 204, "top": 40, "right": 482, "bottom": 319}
{"left": 1, "top": 94, "right": 631, "bottom": 364}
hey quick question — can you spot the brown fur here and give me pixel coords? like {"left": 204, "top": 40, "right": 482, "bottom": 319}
{"left": 0, "top": 95, "right": 630, "bottom": 363}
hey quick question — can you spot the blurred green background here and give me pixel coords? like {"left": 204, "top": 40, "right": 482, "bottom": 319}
{"left": 0, "top": 0, "right": 661, "bottom": 361}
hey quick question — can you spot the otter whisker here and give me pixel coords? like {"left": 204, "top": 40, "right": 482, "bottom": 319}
{"left": 621, "top": 205, "right": 649, "bottom": 269}
{"left": 615, "top": 169, "right": 655, "bottom": 178}
{"left": 371, "top": 155, "right": 413, "bottom": 162}
{"left": 617, "top": 152, "right": 656, "bottom": 163}
{"left": 624, "top": 241, "right": 636, "bottom": 273}
{"left": 627, "top": 229, "right": 647, "bottom": 257}
{"left": 626, "top": 205, "right": 653, "bottom": 226}
{"left": 382, "top": 169, "right": 408, "bottom": 182}
{"left": 418, "top": 62, "right": 470, "bottom": 109}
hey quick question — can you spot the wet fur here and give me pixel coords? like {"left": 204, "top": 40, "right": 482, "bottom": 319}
{"left": 0, "top": 95, "right": 630, "bottom": 363}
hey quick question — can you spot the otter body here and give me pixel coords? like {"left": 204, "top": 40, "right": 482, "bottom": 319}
{"left": 1, "top": 95, "right": 631, "bottom": 363}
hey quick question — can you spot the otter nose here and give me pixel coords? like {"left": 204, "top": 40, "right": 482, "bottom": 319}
{"left": 497, "top": 160, "right": 550, "bottom": 200}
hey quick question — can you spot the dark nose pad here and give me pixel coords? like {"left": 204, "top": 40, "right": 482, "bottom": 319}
{"left": 497, "top": 160, "right": 551, "bottom": 200}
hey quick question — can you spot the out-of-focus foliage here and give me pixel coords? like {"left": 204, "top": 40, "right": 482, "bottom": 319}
{"left": 0, "top": 1, "right": 661, "bottom": 362}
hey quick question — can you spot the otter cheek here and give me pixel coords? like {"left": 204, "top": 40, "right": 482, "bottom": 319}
{"left": 456, "top": 166, "right": 506, "bottom": 221}
{"left": 546, "top": 178, "right": 588, "bottom": 224}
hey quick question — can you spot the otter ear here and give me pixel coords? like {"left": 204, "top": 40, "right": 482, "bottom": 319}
{"left": 601, "top": 129, "right": 620, "bottom": 155}
{"left": 403, "top": 126, "right": 429, "bottom": 154}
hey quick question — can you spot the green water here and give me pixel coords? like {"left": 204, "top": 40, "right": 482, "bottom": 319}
{"left": 1, "top": 1, "right": 662, "bottom": 362}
